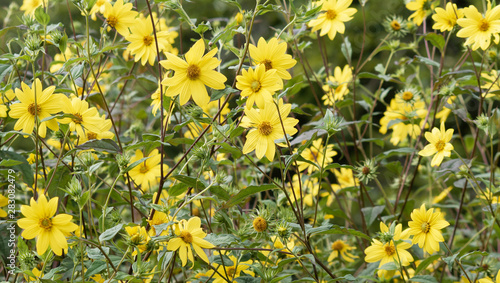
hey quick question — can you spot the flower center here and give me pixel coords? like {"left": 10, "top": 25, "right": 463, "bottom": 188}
{"left": 331, "top": 240, "right": 345, "bottom": 251}
{"left": 139, "top": 165, "right": 149, "bottom": 173}
{"left": 251, "top": 80, "right": 261, "bottom": 92}
{"left": 96, "top": 0, "right": 105, "bottom": 6}
{"left": 143, "top": 35, "right": 154, "bottom": 46}
{"left": 391, "top": 20, "right": 401, "bottom": 31}
{"left": 435, "top": 140, "right": 445, "bottom": 151}
{"left": 309, "top": 149, "right": 319, "bottom": 161}
{"left": 479, "top": 19, "right": 490, "bottom": 32}
{"left": 72, "top": 113, "right": 83, "bottom": 124}
{"left": 39, "top": 218, "right": 52, "bottom": 230}
{"left": 180, "top": 230, "right": 193, "bottom": 243}
{"left": 227, "top": 267, "right": 236, "bottom": 278}
{"left": 326, "top": 9, "right": 337, "bottom": 20}
{"left": 107, "top": 16, "right": 118, "bottom": 28}
{"left": 186, "top": 64, "right": 201, "bottom": 80}
{"left": 421, "top": 222, "right": 431, "bottom": 233}
{"left": 262, "top": 59, "right": 273, "bottom": 71}
{"left": 28, "top": 103, "right": 41, "bottom": 116}
{"left": 402, "top": 91, "right": 413, "bottom": 101}
{"left": 253, "top": 216, "right": 268, "bottom": 232}
{"left": 384, "top": 244, "right": 395, "bottom": 256}
{"left": 87, "top": 132, "right": 97, "bottom": 140}
{"left": 258, "top": 121, "right": 273, "bottom": 136}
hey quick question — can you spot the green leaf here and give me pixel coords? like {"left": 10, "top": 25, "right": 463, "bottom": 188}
{"left": 376, "top": 147, "right": 416, "bottom": 161}
{"left": 172, "top": 175, "right": 206, "bottom": 189}
{"left": 86, "top": 246, "right": 110, "bottom": 260}
{"left": 0, "top": 64, "right": 13, "bottom": 83}
{"left": 194, "top": 21, "right": 212, "bottom": 35}
{"left": 123, "top": 156, "right": 150, "bottom": 173}
{"left": 414, "top": 56, "right": 440, "bottom": 68}
{"left": 415, "top": 254, "right": 441, "bottom": 275}
{"left": 361, "top": 205, "right": 385, "bottom": 227}
{"left": 409, "top": 275, "right": 438, "bottom": 283}
{"left": 309, "top": 224, "right": 371, "bottom": 240}
{"left": 443, "top": 253, "right": 458, "bottom": 267}
{"left": 341, "top": 36, "right": 352, "bottom": 61}
{"left": 459, "top": 250, "right": 488, "bottom": 262}
{"left": 0, "top": 150, "right": 34, "bottom": 187}
{"left": 76, "top": 139, "right": 121, "bottom": 153}
{"left": 425, "top": 33, "right": 445, "bottom": 51}
{"left": 210, "top": 185, "right": 231, "bottom": 201}
{"left": 99, "top": 223, "right": 123, "bottom": 241}
{"left": 225, "top": 184, "right": 277, "bottom": 207}
{"left": 168, "top": 182, "right": 189, "bottom": 197}
{"left": 34, "top": 7, "right": 50, "bottom": 26}
{"left": 0, "top": 159, "right": 23, "bottom": 166}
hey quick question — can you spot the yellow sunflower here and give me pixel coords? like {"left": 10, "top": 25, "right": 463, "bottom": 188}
{"left": 103, "top": 0, "right": 138, "bottom": 36}
{"left": 328, "top": 239, "right": 358, "bottom": 262}
{"left": 128, "top": 149, "right": 166, "bottom": 191}
{"left": 308, "top": 0, "right": 357, "bottom": 40}
{"left": 248, "top": 37, "right": 297, "bottom": 80}
{"left": 408, "top": 204, "right": 450, "bottom": 254}
{"left": 457, "top": 3, "right": 500, "bottom": 51}
{"left": 432, "top": 2, "right": 464, "bottom": 32}
{"left": 418, "top": 122, "right": 454, "bottom": 167}
{"left": 236, "top": 64, "right": 283, "bottom": 109}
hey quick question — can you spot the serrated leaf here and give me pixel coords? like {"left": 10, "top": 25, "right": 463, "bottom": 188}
{"left": 225, "top": 184, "right": 277, "bottom": 207}
{"left": 425, "top": 33, "right": 445, "bottom": 51}
{"left": 99, "top": 224, "right": 123, "bottom": 242}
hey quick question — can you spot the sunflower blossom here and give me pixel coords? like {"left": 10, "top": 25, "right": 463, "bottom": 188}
{"left": 364, "top": 222, "right": 414, "bottom": 279}
{"left": 457, "top": 3, "right": 500, "bottom": 51}
{"left": 408, "top": 204, "right": 450, "bottom": 254}
{"left": 328, "top": 239, "right": 358, "bottom": 263}
{"left": 128, "top": 149, "right": 166, "bottom": 191}
{"left": 406, "top": 0, "right": 434, "bottom": 26}
{"left": 208, "top": 252, "right": 255, "bottom": 283}
{"left": 432, "top": 2, "right": 464, "bottom": 32}
{"left": 479, "top": 270, "right": 500, "bottom": 283}
{"left": 418, "top": 122, "right": 454, "bottom": 167}
{"left": 103, "top": 0, "right": 138, "bottom": 36}
{"left": 308, "top": 0, "right": 357, "bottom": 40}
{"left": 89, "top": 0, "right": 110, "bottom": 21}
{"left": 322, "top": 65, "right": 353, "bottom": 105}
{"left": 160, "top": 39, "right": 227, "bottom": 107}
{"left": 9, "top": 79, "right": 68, "bottom": 138}
{"left": 0, "top": 194, "right": 8, "bottom": 218}
{"left": 20, "top": 0, "right": 48, "bottom": 15}
{"left": 296, "top": 138, "right": 337, "bottom": 174}
{"left": 241, "top": 99, "right": 299, "bottom": 161}
{"left": 59, "top": 97, "right": 105, "bottom": 139}
{"left": 236, "top": 64, "right": 283, "bottom": 109}
{"left": 249, "top": 37, "right": 297, "bottom": 80}
{"left": 125, "top": 16, "right": 174, "bottom": 66}
{"left": 167, "top": 217, "right": 215, "bottom": 267}
{"left": 0, "top": 89, "right": 16, "bottom": 118}
{"left": 125, "top": 225, "right": 151, "bottom": 255}
{"left": 17, "top": 194, "right": 78, "bottom": 256}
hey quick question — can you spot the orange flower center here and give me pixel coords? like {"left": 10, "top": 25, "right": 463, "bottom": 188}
{"left": 435, "top": 140, "right": 445, "bottom": 151}
{"left": 391, "top": 20, "right": 401, "bottom": 31}
{"left": 187, "top": 64, "right": 201, "bottom": 80}
{"left": 39, "top": 218, "right": 52, "bottom": 230}
{"left": 262, "top": 59, "right": 273, "bottom": 71}
{"left": 331, "top": 240, "right": 345, "bottom": 251}
{"left": 326, "top": 9, "right": 337, "bottom": 20}
{"left": 421, "top": 222, "right": 431, "bottom": 233}
{"left": 253, "top": 216, "right": 268, "bottom": 232}
{"left": 258, "top": 121, "right": 273, "bottom": 136}
{"left": 143, "top": 35, "right": 154, "bottom": 46}
{"left": 479, "top": 19, "right": 490, "bottom": 32}
{"left": 87, "top": 132, "right": 97, "bottom": 140}
{"left": 72, "top": 113, "right": 83, "bottom": 124}
{"left": 402, "top": 91, "right": 413, "bottom": 101}
{"left": 384, "top": 244, "right": 395, "bottom": 256}
{"left": 250, "top": 80, "right": 261, "bottom": 92}
{"left": 180, "top": 230, "right": 193, "bottom": 243}
{"left": 107, "top": 16, "right": 118, "bottom": 28}
{"left": 28, "top": 103, "right": 41, "bottom": 116}
{"left": 139, "top": 165, "right": 149, "bottom": 173}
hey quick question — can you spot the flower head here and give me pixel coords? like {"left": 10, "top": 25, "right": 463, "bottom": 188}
{"left": 432, "top": 2, "right": 464, "bottom": 32}
{"left": 59, "top": 97, "right": 104, "bottom": 139}
{"left": 308, "top": 0, "right": 357, "bottom": 40}
{"left": 9, "top": 79, "right": 68, "bottom": 138}
{"left": 128, "top": 149, "right": 166, "bottom": 191}
{"left": 160, "top": 39, "right": 227, "bottom": 107}
{"left": 166, "top": 217, "right": 215, "bottom": 267}
{"left": 418, "top": 122, "right": 454, "bottom": 167}
{"left": 236, "top": 64, "right": 283, "bottom": 109}
{"left": 241, "top": 99, "right": 299, "bottom": 161}
{"left": 0, "top": 89, "right": 16, "bottom": 118}
{"left": 408, "top": 204, "right": 450, "bottom": 254}
{"left": 0, "top": 194, "right": 8, "bottom": 218}
{"left": 21, "top": 0, "right": 47, "bottom": 15}
{"left": 249, "top": 37, "right": 297, "bottom": 80}
{"left": 17, "top": 194, "right": 78, "bottom": 256}
{"left": 406, "top": 0, "right": 434, "bottom": 26}
{"left": 322, "top": 65, "right": 353, "bottom": 105}
{"left": 296, "top": 138, "right": 337, "bottom": 173}
{"left": 328, "top": 239, "right": 358, "bottom": 262}
{"left": 457, "top": 4, "right": 500, "bottom": 51}
{"left": 103, "top": 0, "right": 138, "bottom": 35}
{"left": 208, "top": 252, "right": 255, "bottom": 283}
{"left": 89, "top": 0, "right": 110, "bottom": 21}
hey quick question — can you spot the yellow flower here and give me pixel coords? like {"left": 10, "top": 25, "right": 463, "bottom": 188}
{"left": 322, "top": 65, "right": 353, "bottom": 105}
{"left": 59, "top": 97, "right": 105, "bottom": 139}
{"left": 147, "top": 210, "right": 174, "bottom": 236}
{"left": 89, "top": 0, "right": 110, "bottom": 21}
{"left": 9, "top": 79, "right": 68, "bottom": 138}
{"left": 208, "top": 252, "right": 255, "bottom": 283}
{"left": 50, "top": 47, "right": 73, "bottom": 73}
{"left": 481, "top": 69, "right": 500, "bottom": 98}
{"left": 435, "top": 96, "right": 456, "bottom": 123}
{"left": 20, "top": 0, "right": 47, "bottom": 15}
{"left": 433, "top": 186, "right": 453, "bottom": 204}
{"left": 364, "top": 222, "right": 414, "bottom": 279}
{"left": 408, "top": 204, "right": 450, "bottom": 254}
{"left": 17, "top": 194, "right": 78, "bottom": 256}
{"left": 76, "top": 114, "right": 115, "bottom": 144}
{"left": 166, "top": 217, "right": 215, "bottom": 267}
{"left": 308, "top": 0, "right": 357, "bottom": 40}
{"left": 296, "top": 138, "right": 337, "bottom": 173}
{"left": 477, "top": 189, "right": 500, "bottom": 204}
{"left": 103, "top": 0, "right": 138, "bottom": 36}
{"left": 479, "top": 270, "right": 500, "bottom": 283}
{"left": 0, "top": 89, "right": 16, "bottom": 117}
{"left": 287, "top": 175, "right": 321, "bottom": 206}
{"left": 24, "top": 267, "right": 43, "bottom": 282}
{"left": 379, "top": 95, "right": 427, "bottom": 145}
{"left": 419, "top": 122, "right": 454, "bottom": 167}
{"left": 406, "top": 0, "right": 433, "bottom": 26}
{"left": 249, "top": 37, "right": 297, "bottom": 80}
{"left": 128, "top": 149, "right": 166, "bottom": 191}
{"left": 253, "top": 216, "right": 268, "bottom": 232}
{"left": 236, "top": 64, "right": 283, "bottom": 109}
{"left": 432, "top": 3, "right": 464, "bottom": 32}
{"left": 125, "top": 17, "right": 175, "bottom": 66}
{"left": 328, "top": 239, "right": 358, "bottom": 263}
{"left": 0, "top": 194, "right": 8, "bottom": 218}
{"left": 125, "top": 225, "right": 151, "bottom": 255}
{"left": 160, "top": 39, "right": 227, "bottom": 107}
{"left": 241, "top": 99, "right": 299, "bottom": 161}
{"left": 457, "top": 4, "right": 500, "bottom": 51}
